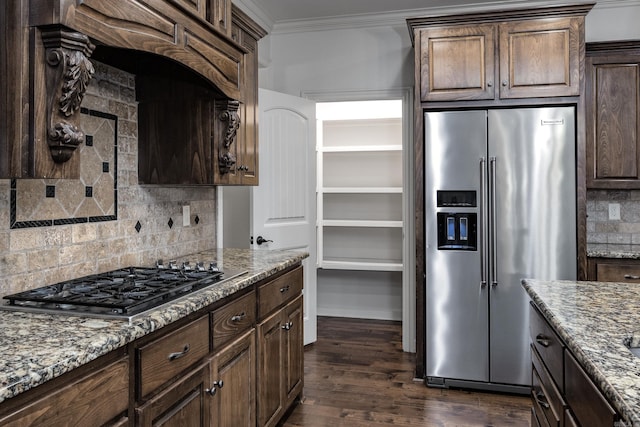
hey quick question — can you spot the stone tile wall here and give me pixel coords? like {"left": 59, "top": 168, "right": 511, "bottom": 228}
{"left": 587, "top": 190, "right": 640, "bottom": 247}
{"left": 0, "top": 62, "right": 217, "bottom": 297}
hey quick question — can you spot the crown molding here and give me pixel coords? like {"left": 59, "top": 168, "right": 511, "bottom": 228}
{"left": 235, "top": 0, "right": 640, "bottom": 36}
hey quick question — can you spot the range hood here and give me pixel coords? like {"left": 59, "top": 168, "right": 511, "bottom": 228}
{"left": 1, "top": 0, "right": 259, "bottom": 178}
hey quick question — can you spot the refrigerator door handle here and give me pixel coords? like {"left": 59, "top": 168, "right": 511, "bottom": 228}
{"left": 480, "top": 157, "right": 487, "bottom": 288}
{"left": 490, "top": 156, "right": 498, "bottom": 287}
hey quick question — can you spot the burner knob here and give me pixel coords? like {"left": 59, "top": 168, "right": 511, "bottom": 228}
{"left": 209, "top": 263, "right": 220, "bottom": 272}
{"left": 196, "top": 261, "right": 205, "bottom": 271}
{"left": 182, "top": 261, "right": 191, "bottom": 270}
{"left": 169, "top": 260, "right": 178, "bottom": 270}
{"left": 156, "top": 259, "right": 165, "bottom": 268}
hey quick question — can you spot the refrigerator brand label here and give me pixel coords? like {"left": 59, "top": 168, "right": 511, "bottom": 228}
{"left": 541, "top": 119, "right": 564, "bottom": 126}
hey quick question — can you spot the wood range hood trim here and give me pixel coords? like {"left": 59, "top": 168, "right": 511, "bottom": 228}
{"left": 19, "top": 0, "right": 255, "bottom": 174}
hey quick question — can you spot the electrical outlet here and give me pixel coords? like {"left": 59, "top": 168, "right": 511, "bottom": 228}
{"left": 608, "top": 203, "right": 621, "bottom": 221}
{"left": 183, "top": 205, "right": 191, "bottom": 227}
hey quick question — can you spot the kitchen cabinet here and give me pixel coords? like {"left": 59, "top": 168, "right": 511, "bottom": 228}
{"left": 136, "top": 363, "right": 210, "bottom": 427}
{"left": 413, "top": 17, "right": 582, "bottom": 102}
{"left": 213, "top": 7, "right": 266, "bottom": 185}
{"left": 529, "top": 302, "right": 619, "bottom": 427}
{"left": 0, "top": 0, "right": 264, "bottom": 183}
{"left": 587, "top": 257, "right": 640, "bottom": 282}
{"left": 210, "top": 329, "right": 256, "bottom": 427}
{"left": 0, "top": 354, "right": 129, "bottom": 427}
{"left": 586, "top": 41, "right": 640, "bottom": 189}
{"left": 257, "top": 267, "right": 304, "bottom": 427}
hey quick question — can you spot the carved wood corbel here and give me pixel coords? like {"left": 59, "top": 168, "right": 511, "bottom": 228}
{"left": 217, "top": 99, "right": 241, "bottom": 174}
{"left": 41, "top": 26, "right": 95, "bottom": 163}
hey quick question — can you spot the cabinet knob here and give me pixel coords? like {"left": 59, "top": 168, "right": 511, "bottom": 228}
{"left": 206, "top": 380, "right": 224, "bottom": 396}
{"left": 487, "top": 82, "right": 493, "bottom": 88}
{"left": 282, "top": 321, "right": 293, "bottom": 331}
{"left": 502, "top": 80, "right": 508, "bottom": 87}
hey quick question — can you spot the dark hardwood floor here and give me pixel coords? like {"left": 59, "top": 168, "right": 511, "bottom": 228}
{"left": 281, "top": 317, "right": 531, "bottom": 427}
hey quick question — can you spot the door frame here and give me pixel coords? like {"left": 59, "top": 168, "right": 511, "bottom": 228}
{"left": 303, "top": 88, "right": 415, "bottom": 353}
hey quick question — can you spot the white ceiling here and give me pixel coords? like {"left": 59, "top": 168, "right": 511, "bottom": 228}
{"left": 257, "top": 0, "right": 505, "bottom": 22}
{"left": 234, "top": 0, "right": 601, "bottom": 33}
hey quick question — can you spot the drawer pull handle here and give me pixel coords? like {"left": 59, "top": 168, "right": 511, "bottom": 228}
{"left": 282, "top": 321, "right": 293, "bottom": 331}
{"left": 168, "top": 344, "right": 190, "bottom": 361}
{"left": 280, "top": 285, "right": 290, "bottom": 293}
{"left": 206, "top": 380, "right": 224, "bottom": 396}
{"left": 535, "top": 334, "right": 550, "bottom": 347}
{"left": 231, "top": 312, "right": 246, "bottom": 322}
{"left": 624, "top": 274, "right": 640, "bottom": 280}
{"left": 534, "top": 391, "right": 550, "bottom": 409}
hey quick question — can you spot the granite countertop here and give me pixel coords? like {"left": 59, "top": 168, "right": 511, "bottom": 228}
{"left": 0, "top": 248, "right": 308, "bottom": 405}
{"left": 523, "top": 279, "right": 640, "bottom": 426}
{"left": 587, "top": 244, "right": 640, "bottom": 259}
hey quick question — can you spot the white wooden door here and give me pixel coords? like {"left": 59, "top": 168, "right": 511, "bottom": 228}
{"left": 252, "top": 89, "right": 317, "bottom": 345}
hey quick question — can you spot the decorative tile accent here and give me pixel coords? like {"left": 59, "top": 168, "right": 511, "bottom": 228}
{"left": 10, "top": 109, "right": 118, "bottom": 229}
{"left": 135, "top": 221, "right": 142, "bottom": 233}
{"left": 168, "top": 218, "right": 174, "bottom": 229}
{"left": 194, "top": 215, "right": 200, "bottom": 225}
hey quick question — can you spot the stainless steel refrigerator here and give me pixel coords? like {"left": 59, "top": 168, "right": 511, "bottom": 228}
{"left": 424, "top": 107, "right": 576, "bottom": 393}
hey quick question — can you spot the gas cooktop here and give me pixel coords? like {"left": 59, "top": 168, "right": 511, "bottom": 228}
{"left": 1, "top": 262, "right": 247, "bottom": 322}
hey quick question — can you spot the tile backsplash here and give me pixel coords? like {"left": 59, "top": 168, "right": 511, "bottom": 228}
{"left": 0, "top": 61, "right": 217, "bottom": 297}
{"left": 587, "top": 190, "right": 640, "bottom": 247}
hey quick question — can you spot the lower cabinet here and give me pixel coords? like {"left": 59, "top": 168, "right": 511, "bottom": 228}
{"left": 529, "top": 302, "right": 620, "bottom": 426}
{"left": 257, "top": 267, "right": 304, "bottom": 427}
{"left": 210, "top": 329, "right": 256, "bottom": 427}
{"left": 136, "top": 363, "right": 211, "bottom": 427}
{"left": 0, "top": 355, "right": 129, "bottom": 427}
{"left": 587, "top": 257, "right": 640, "bottom": 282}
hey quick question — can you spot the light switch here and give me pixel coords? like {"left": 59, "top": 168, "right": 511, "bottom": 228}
{"left": 608, "top": 203, "right": 621, "bottom": 221}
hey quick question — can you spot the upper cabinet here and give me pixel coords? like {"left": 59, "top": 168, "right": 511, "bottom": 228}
{"left": 408, "top": 4, "right": 592, "bottom": 103}
{"left": 0, "top": 0, "right": 265, "bottom": 184}
{"left": 586, "top": 41, "right": 640, "bottom": 189}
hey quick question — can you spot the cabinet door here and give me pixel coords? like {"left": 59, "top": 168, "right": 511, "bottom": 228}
{"left": 418, "top": 24, "right": 496, "bottom": 101}
{"left": 210, "top": 329, "right": 256, "bottom": 427}
{"left": 498, "top": 17, "right": 581, "bottom": 98}
{"left": 208, "top": 0, "right": 232, "bottom": 37}
{"left": 136, "top": 364, "right": 210, "bottom": 427}
{"left": 257, "top": 308, "right": 284, "bottom": 427}
{"left": 586, "top": 55, "right": 640, "bottom": 188}
{"left": 283, "top": 295, "right": 304, "bottom": 404}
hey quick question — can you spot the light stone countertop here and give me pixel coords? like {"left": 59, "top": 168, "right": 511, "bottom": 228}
{"left": 523, "top": 279, "right": 640, "bottom": 426}
{"left": 0, "top": 248, "right": 308, "bottom": 404}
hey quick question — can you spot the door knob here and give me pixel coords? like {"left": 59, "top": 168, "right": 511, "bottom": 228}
{"left": 256, "top": 236, "right": 273, "bottom": 245}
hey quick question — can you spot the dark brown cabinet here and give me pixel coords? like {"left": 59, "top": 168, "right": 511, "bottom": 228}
{"left": 257, "top": 267, "right": 304, "bottom": 427}
{"left": 587, "top": 257, "right": 640, "bottom": 282}
{"left": 529, "top": 302, "right": 620, "bottom": 427}
{"left": 412, "top": 11, "right": 585, "bottom": 103}
{"left": 0, "top": 0, "right": 264, "bottom": 184}
{"left": 586, "top": 41, "right": 640, "bottom": 189}
{"left": 0, "top": 355, "right": 129, "bottom": 427}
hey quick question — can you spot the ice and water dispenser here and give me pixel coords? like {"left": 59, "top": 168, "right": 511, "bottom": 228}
{"left": 436, "top": 190, "right": 477, "bottom": 251}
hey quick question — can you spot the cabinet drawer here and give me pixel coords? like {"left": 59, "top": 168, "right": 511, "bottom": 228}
{"left": 531, "top": 347, "right": 564, "bottom": 427}
{"left": 258, "top": 266, "right": 303, "bottom": 319}
{"left": 530, "top": 303, "right": 564, "bottom": 390}
{"left": 212, "top": 290, "right": 256, "bottom": 350}
{"left": 596, "top": 262, "right": 640, "bottom": 283}
{"left": 138, "top": 315, "right": 209, "bottom": 399}
{"left": 565, "top": 350, "right": 617, "bottom": 426}
{"left": 0, "top": 357, "right": 129, "bottom": 427}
